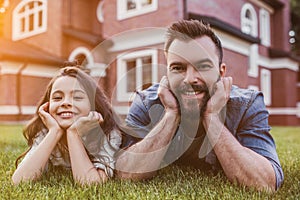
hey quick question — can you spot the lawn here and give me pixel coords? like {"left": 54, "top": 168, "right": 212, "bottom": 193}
{"left": 1, "top": 125, "right": 299, "bottom": 200}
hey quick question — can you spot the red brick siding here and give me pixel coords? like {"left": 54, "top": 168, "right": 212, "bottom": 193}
{"left": 223, "top": 49, "right": 249, "bottom": 88}
{"left": 271, "top": 69, "right": 297, "bottom": 107}
{"left": 0, "top": 74, "right": 17, "bottom": 105}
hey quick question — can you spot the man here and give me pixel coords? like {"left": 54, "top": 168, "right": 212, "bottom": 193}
{"left": 116, "top": 20, "right": 283, "bottom": 191}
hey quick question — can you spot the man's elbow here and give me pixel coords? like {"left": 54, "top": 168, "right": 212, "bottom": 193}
{"left": 115, "top": 170, "right": 157, "bottom": 181}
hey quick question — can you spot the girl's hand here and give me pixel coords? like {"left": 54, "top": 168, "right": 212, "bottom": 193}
{"left": 68, "top": 111, "right": 103, "bottom": 137}
{"left": 38, "top": 102, "right": 61, "bottom": 131}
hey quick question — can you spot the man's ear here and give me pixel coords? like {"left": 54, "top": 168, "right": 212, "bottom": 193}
{"left": 220, "top": 63, "right": 226, "bottom": 77}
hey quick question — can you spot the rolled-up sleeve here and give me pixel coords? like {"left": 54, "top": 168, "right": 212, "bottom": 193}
{"left": 237, "top": 93, "right": 284, "bottom": 190}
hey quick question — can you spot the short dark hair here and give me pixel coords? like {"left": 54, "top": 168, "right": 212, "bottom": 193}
{"left": 164, "top": 19, "right": 223, "bottom": 66}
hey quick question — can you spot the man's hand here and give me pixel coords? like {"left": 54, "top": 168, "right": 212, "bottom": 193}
{"left": 204, "top": 77, "right": 232, "bottom": 117}
{"left": 68, "top": 111, "right": 103, "bottom": 137}
{"left": 38, "top": 102, "right": 61, "bottom": 132}
{"left": 158, "top": 76, "right": 179, "bottom": 113}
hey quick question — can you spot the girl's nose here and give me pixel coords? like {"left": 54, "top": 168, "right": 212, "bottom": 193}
{"left": 61, "top": 97, "right": 73, "bottom": 107}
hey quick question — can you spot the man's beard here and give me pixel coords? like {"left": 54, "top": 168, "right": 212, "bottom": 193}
{"left": 175, "top": 84, "right": 211, "bottom": 120}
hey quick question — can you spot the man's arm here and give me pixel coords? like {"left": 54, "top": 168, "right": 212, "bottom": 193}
{"left": 116, "top": 77, "right": 180, "bottom": 180}
{"left": 204, "top": 77, "right": 277, "bottom": 192}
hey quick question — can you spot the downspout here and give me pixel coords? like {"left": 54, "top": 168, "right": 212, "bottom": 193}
{"left": 16, "top": 63, "right": 27, "bottom": 120}
{"left": 183, "top": 0, "right": 188, "bottom": 20}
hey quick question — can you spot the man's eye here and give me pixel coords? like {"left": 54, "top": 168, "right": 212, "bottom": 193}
{"left": 196, "top": 64, "right": 213, "bottom": 71}
{"left": 170, "top": 65, "right": 185, "bottom": 72}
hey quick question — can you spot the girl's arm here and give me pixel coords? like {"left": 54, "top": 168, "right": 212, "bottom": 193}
{"left": 12, "top": 102, "right": 63, "bottom": 185}
{"left": 66, "top": 111, "right": 108, "bottom": 185}
{"left": 12, "top": 129, "right": 63, "bottom": 184}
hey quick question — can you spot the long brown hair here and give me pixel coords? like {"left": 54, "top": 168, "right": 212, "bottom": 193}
{"left": 15, "top": 62, "right": 117, "bottom": 167}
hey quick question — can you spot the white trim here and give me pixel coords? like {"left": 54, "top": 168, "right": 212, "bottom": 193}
{"left": 117, "top": 0, "right": 158, "bottom": 20}
{"left": 0, "top": 62, "right": 24, "bottom": 74}
{"left": 248, "top": 0, "right": 274, "bottom": 14}
{"left": 96, "top": 1, "right": 104, "bottom": 23}
{"left": 248, "top": 44, "right": 259, "bottom": 77}
{"left": 259, "top": 8, "right": 271, "bottom": 47}
{"left": 21, "top": 64, "right": 60, "bottom": 77}
{"left": 214, "top": 29, "right": 251, "bottom": 56}
{"left": 112, "top": 106, "right": 130, "bottom": 115}
{"left": 241, "top": 3, "right": 258, "bottom": 37}
{"left": 68, "top": 47, "right": 94, "bottom": 65}
{"left": 260, "top": 68, "right": 271, "bottom": 106}
{"left": 268, "top": 107, "right": 300, "bottom": 117}
{"left": 108, "top": 27, "right": 166, "bottom": 52}
{"left": 212, "top": 30, "right": 299, "bottom": 72}
{"left": 258, "top": 57, "right": 299, "bottom": 71}
{"left": 117, "top": 49, "right": 158, "bottom": 102}
{"left": 248, "top": 85, "right": 259, "bottom": 91}
{"left": 21, "top": 106, "right": 36, "bottom": 115}
{"left": 12, "top": 0, "right": 47, "bottom": 41}
{"left": 89, "top": 63, "right": 107, "bottom": 77}
{"left": 0, "top": 105, "right": 36, "bottom": 115}
{"left": 0, "top": 106, "right": 20, "bottom": 115}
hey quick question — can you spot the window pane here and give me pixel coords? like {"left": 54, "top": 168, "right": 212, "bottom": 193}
{"left": 38, "top": 11, "right": 42, "bottom": 27}
{"left": 142, "top": 56, "right": 152, "bottom": 89}
{"left": 21, "top": 17, "right": 25, "bottom": 32}
{"left": 246, "top": 10, "right": 251, "bottom": 19}
{"left": 29, "top": 14, "right": 34, "bottom": 31}
{"left": 141, "top": 0, "right": 152, "bottom": 7}
{"left": 126, "top": 59, "right": 136, "bottom": 92}
{"left": 127, "top": 0, "right": 136, "bottom": 10}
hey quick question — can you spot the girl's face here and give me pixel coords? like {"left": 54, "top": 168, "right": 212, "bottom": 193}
{"left": 49, "top": 76, "right": 91, "bottom": 129}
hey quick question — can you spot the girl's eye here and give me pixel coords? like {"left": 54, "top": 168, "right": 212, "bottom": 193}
{"left": 73, "top": 96, "right": 84, "bottom": 100}
{"left": 52, "top": 96, "right": 62, "bottom": 101}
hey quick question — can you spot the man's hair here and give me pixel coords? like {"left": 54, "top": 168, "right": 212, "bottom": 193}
{"left": 164, "top": 19, "right": 223, "bottom": 66}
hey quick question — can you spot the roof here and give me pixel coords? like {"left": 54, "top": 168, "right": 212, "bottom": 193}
{"left": 188, "top": 13, "right": 260, "bottom": 44}
{"left": 0, "top": 38, "right": 65, "bottom": 65}
{"left": 62, "top": 26, "right": 103, "bottom": 46}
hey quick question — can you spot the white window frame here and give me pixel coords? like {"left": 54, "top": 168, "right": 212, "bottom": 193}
{"left": 117, "top": 49, "right": 158, "bottom": 102}
{"left": 69, "top": 47, "right": 94, "bottom": 67}
{"left": 12, "top": 0, "right": 47, "bottom": 41}
{"left": 241, "top": 3, "right": 258, "bottom": 37}
{"left": 259, "top": 8, "right": 271, "bottom": 47}
{"left": 117, "top": 0, "right": 158, "bottom": 20}
{"left": 248, "top": 44, "right": 259, "bottom": 77}
{"left": 260, "top": 69, "right": 271, "bottom": 106}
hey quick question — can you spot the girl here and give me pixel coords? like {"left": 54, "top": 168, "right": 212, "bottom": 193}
{"left": 12, "top": 63, "right": 122, "bottom": 185}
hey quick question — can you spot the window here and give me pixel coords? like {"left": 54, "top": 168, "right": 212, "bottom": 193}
{"left": 260, "top": 69, "right": 271, "bottom": 106}
{"left": 12, "top": 0, "right": 47, "bottom": 41}
{"left": 117, "top": 0, "right": 158, "bottom": 20}
{"left": 248, "top": 44, "right": 258, "bottom": 77}
{"left": 259, "top": 9, "right": 271, "bottom": 46}
{"left": 117, "top": 49, "right": 158, "bottom": 101}
{"left": 241, "top": 3, "right": 257, "bottom": 37}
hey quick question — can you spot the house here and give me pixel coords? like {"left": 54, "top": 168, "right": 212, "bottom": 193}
{"left": 0, "top": 0, "right": 299, "bottom": 125}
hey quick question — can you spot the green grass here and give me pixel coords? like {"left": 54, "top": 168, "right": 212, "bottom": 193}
{"left": 1, "top": 125, "right": 299, "bottom": 200}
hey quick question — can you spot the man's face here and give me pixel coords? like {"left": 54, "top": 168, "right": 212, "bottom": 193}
{"left": 166, "top": 36, "right": 223, "bottom": 119}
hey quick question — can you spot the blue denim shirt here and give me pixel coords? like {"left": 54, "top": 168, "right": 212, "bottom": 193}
{"left": 124, "top": 84, "right": 284, "bottom": 189}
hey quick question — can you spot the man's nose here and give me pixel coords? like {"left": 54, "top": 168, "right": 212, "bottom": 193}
{"left": 183, "top": 66, "right": 199, "bottom": 84}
